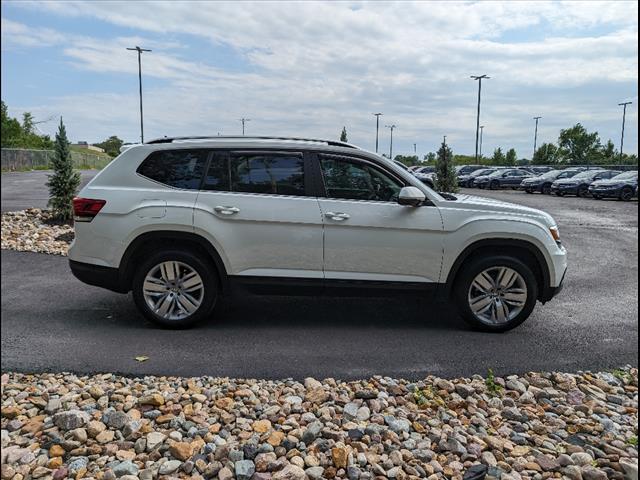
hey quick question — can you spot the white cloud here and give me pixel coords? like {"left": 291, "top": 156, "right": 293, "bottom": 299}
{"left": 2, "top": 1, "right": 638, "bottom": 155}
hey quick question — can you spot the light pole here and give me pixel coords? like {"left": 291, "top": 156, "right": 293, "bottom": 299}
{"left": 479, "top": 125, "right": 484, "bottom": 161}
{"left": 533, "top": 116, "right": 542, "bottom": 159}
{"left": 471, "top": 74, "right": 490, "bottom": 162}
{"left": 239, "top": 118, "right": 251, "bottom": 136}
{"left": 126, "top": 46, "right": 152, "bottom": 143}
{"left": 413, "top": 143, "right": 417, "bottom": 154}
{"left": 618, "top": 102, "right": 632, "bottom": 158}
{"left": 372, "top": 113, "right": 383, "bottom": 153}
{"left": 385, "top": 124, "right": 396, "bottom": 159}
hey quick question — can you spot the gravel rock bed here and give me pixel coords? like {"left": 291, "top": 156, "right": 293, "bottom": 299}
{"left": 1, "top": 209, "right": 73, "bottom": 256}
{"left": 1, "top": 369, "right": 637, "bottom": 480}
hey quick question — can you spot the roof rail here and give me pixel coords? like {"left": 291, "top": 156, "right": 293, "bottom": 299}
{"left": 144, "top": 135, "right": 359, "bottom": 149}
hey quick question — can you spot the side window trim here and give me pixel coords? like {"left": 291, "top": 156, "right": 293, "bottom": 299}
{"left": 317, "top": 153, "right": 407, "bottom": 203}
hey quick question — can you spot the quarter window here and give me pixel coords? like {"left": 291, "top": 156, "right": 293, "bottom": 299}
{"left": 320, "top": 156, "right": 402, "bottom": 202}
{"left": 137, "top": 150, "right": 207, "bottom": 189}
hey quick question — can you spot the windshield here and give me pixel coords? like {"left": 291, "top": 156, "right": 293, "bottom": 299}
{"left": 538, "top": 170, "right": 560, "bottom": 179}
{"left": 471, "top": 168, "right": 495, "bottom": 177}
{"left": 611, "top": 171, "right": 638, "bottom": 180}
{"left": 488, "top": 169, "right": 508, "bottom": 177}
{"left": 571, "top": 170, "right": 601, "bottom": 180}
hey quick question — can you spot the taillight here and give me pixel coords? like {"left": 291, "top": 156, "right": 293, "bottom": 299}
{"left": 73, "top": 197, "right": 106, "bottom": 222}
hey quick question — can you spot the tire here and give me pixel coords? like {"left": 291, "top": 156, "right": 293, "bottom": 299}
{"left": 541, "top": 183, "right": 552, "bottom": 195}
{"left": 592, "top": 194, "right": 602, "bottom": 200}
{"left": 525, "top": 189, "right": 533, "bottom": 194}
{"left": 577, "top": 185, "right": 589, "bottom": 198}
{"left": 132, "top": 249, "right": 218, "bottom": 328}
{"left": 453, "top": 255, "right": 538, "bottom": 332}
{"left": 490, "top": 180, "right": 499, "bottom": 190}
{"left": 555, "top": 191, "right": 564, "bottom": 196}
{"left": 620, "top": 186, "right": 633, "bottom": 201}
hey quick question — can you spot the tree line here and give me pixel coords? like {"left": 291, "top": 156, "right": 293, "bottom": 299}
{"left": 2, "top": 101, "right": 124, "bottom": 157}
{"left": 391, "top": 123, "right": 637, "bottom": 167}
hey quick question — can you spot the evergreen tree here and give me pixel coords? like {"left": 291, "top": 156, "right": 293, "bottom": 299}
{"left": 340, "top": 126, "right": 348, "bottom": 142}
{"left": 434, "top": 141, "right": 458, "bottom": 193}
{"left": 46, "top": 118, "right": 80, "bottom": 221}
{"left": 505, "top": 148, "right": 517, "bottom": 166}
{"left": 491, "top": 147, "right": 506, "bottom": 165}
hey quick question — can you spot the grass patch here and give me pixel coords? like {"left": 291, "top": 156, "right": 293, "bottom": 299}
{"left": 485, "top": 369, "right": 503, "bottom": 396}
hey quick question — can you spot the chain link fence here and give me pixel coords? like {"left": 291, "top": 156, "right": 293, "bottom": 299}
{"left": 1, "top": 148, "right": 113, "bottom": 171}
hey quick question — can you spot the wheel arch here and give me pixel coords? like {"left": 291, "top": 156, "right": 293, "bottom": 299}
{"left": 118, "top": 231, "right": 229, "bottom": 293}
{"left": 443, "top": 238, "right": 551, "bottom": 302}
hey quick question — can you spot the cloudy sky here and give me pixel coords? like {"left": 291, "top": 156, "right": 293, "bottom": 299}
{"left": 1, "top": 1, "right": 638, "bottom": 157}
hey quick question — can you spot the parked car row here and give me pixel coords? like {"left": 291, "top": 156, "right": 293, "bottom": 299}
{"left": 405, "top": 164, "right": 638, "bottom": 201}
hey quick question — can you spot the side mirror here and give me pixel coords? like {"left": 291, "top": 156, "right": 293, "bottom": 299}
{"left": 398, "top": 186, "right": 426, "bottom": 206}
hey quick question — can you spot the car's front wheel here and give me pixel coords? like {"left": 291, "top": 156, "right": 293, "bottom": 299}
{"left": 577, "top": 185, "right": 589, "bottom": 197}
{"left": 541, "top": 183, "right": 552, "bottom": 195}
{"left": 620, "top": 186, "right": 634, "bottom": 201}
{"left": 454, "top": 256, "right": 538, "bottom": 332}
{"left": 132, "top": 250, "right": 218, "bottom": 328}
{"left": 490, "top": 180, "right": 500, "bottom": 190}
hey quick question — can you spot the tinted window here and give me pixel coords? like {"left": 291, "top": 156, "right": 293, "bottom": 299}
{"left": 230, "top": 153, "right": 305, "bottom": 196}
{"left": 320, "top": 156, "right": 402, "bottom": 202}
{"left": 138, "top": 150, "right": 207, "bottom": 189}
{"left": 202, "top": 155, "right": 229, "bottom": 191}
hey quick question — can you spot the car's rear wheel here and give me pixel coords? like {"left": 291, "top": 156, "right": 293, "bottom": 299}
{"left": 132, "top": 250, "right": 218, "bottom": 328}
{"left": 620, "top": 186, "right": 634, "bottom": 201}
{"left": 454, "top": 256, "right": 538, "bottom": 332}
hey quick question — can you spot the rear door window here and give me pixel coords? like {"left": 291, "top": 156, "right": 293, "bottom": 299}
{"left": 137, "top": 150, "right": 208, "bottom": 189}
{"left": 201, "top": 151, "right": 306, "bottom": 196}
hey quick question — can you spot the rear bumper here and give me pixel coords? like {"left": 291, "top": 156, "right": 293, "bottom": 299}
{"left": 69, "top": 260, "right": 127, "bottom": 293}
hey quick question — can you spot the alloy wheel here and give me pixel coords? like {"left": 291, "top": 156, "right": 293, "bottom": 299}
{"left": 467, "top": 266, "right": 528, "bottom": 325}
{"left": 142, "top": 261, "right": 204, "bottom": 320}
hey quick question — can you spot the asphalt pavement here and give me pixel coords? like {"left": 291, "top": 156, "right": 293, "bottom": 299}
{"left": 1, "top": 170, "right": 97, "bottom": 212}
{"left": 1, "top": 181, "right": 638, "bottom": 380}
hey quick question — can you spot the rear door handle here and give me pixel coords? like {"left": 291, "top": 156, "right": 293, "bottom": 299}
{"left": 213, "top": 206, "right": 240, "bottom": 215}
{"left": 325, "top": 212, "right": 350, "bottom": 221}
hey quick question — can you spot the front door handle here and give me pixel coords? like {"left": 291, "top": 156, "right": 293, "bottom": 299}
{"left": 213, "top": 205, "right": 240, "bottom": 215}
{"left": 325, "top": 212, "right": 350, "bottom": 221}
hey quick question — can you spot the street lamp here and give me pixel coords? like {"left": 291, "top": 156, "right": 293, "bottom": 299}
{"left": 618, "top": 102, "right": 632, "bottom": 158}
{"left": 126, "top": 46, "right": 152, "bottom": 143}
{"left": 372, "top": 113, "right": 383, "bottom": 153}
{"left": 239, "top": 118, "right": 251, "bottom": 136}
{"left": 385, "top": 124, "right": 396, "bottom": 159}
{"left": 479, "top": 125, "right": 484, "bottom": 160}
{"left": 533, "top": 116, "right": 542, "bottom": 159}
{"left": 471, "top": 74, "right": 490, "bottom": 162}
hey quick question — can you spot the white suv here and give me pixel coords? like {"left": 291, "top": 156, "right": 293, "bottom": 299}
{"left": 69, "top": 136, "right": 567, "bottom": 331}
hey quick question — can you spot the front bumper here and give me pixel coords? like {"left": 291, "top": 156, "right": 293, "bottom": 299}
{"left": 541, "top": 266, "right": 566, "bottom": 303}
{"left": 588, "top": 186, "right": 623, "bottom": 197}
{"left": 69, "top": 260, "right": 127, "bottom": 293}
{"left": 520, "top": 182, "right": 542, "bottom": 190}
{"left": 550, "top": 184, "right": 579, "bottom": 195}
